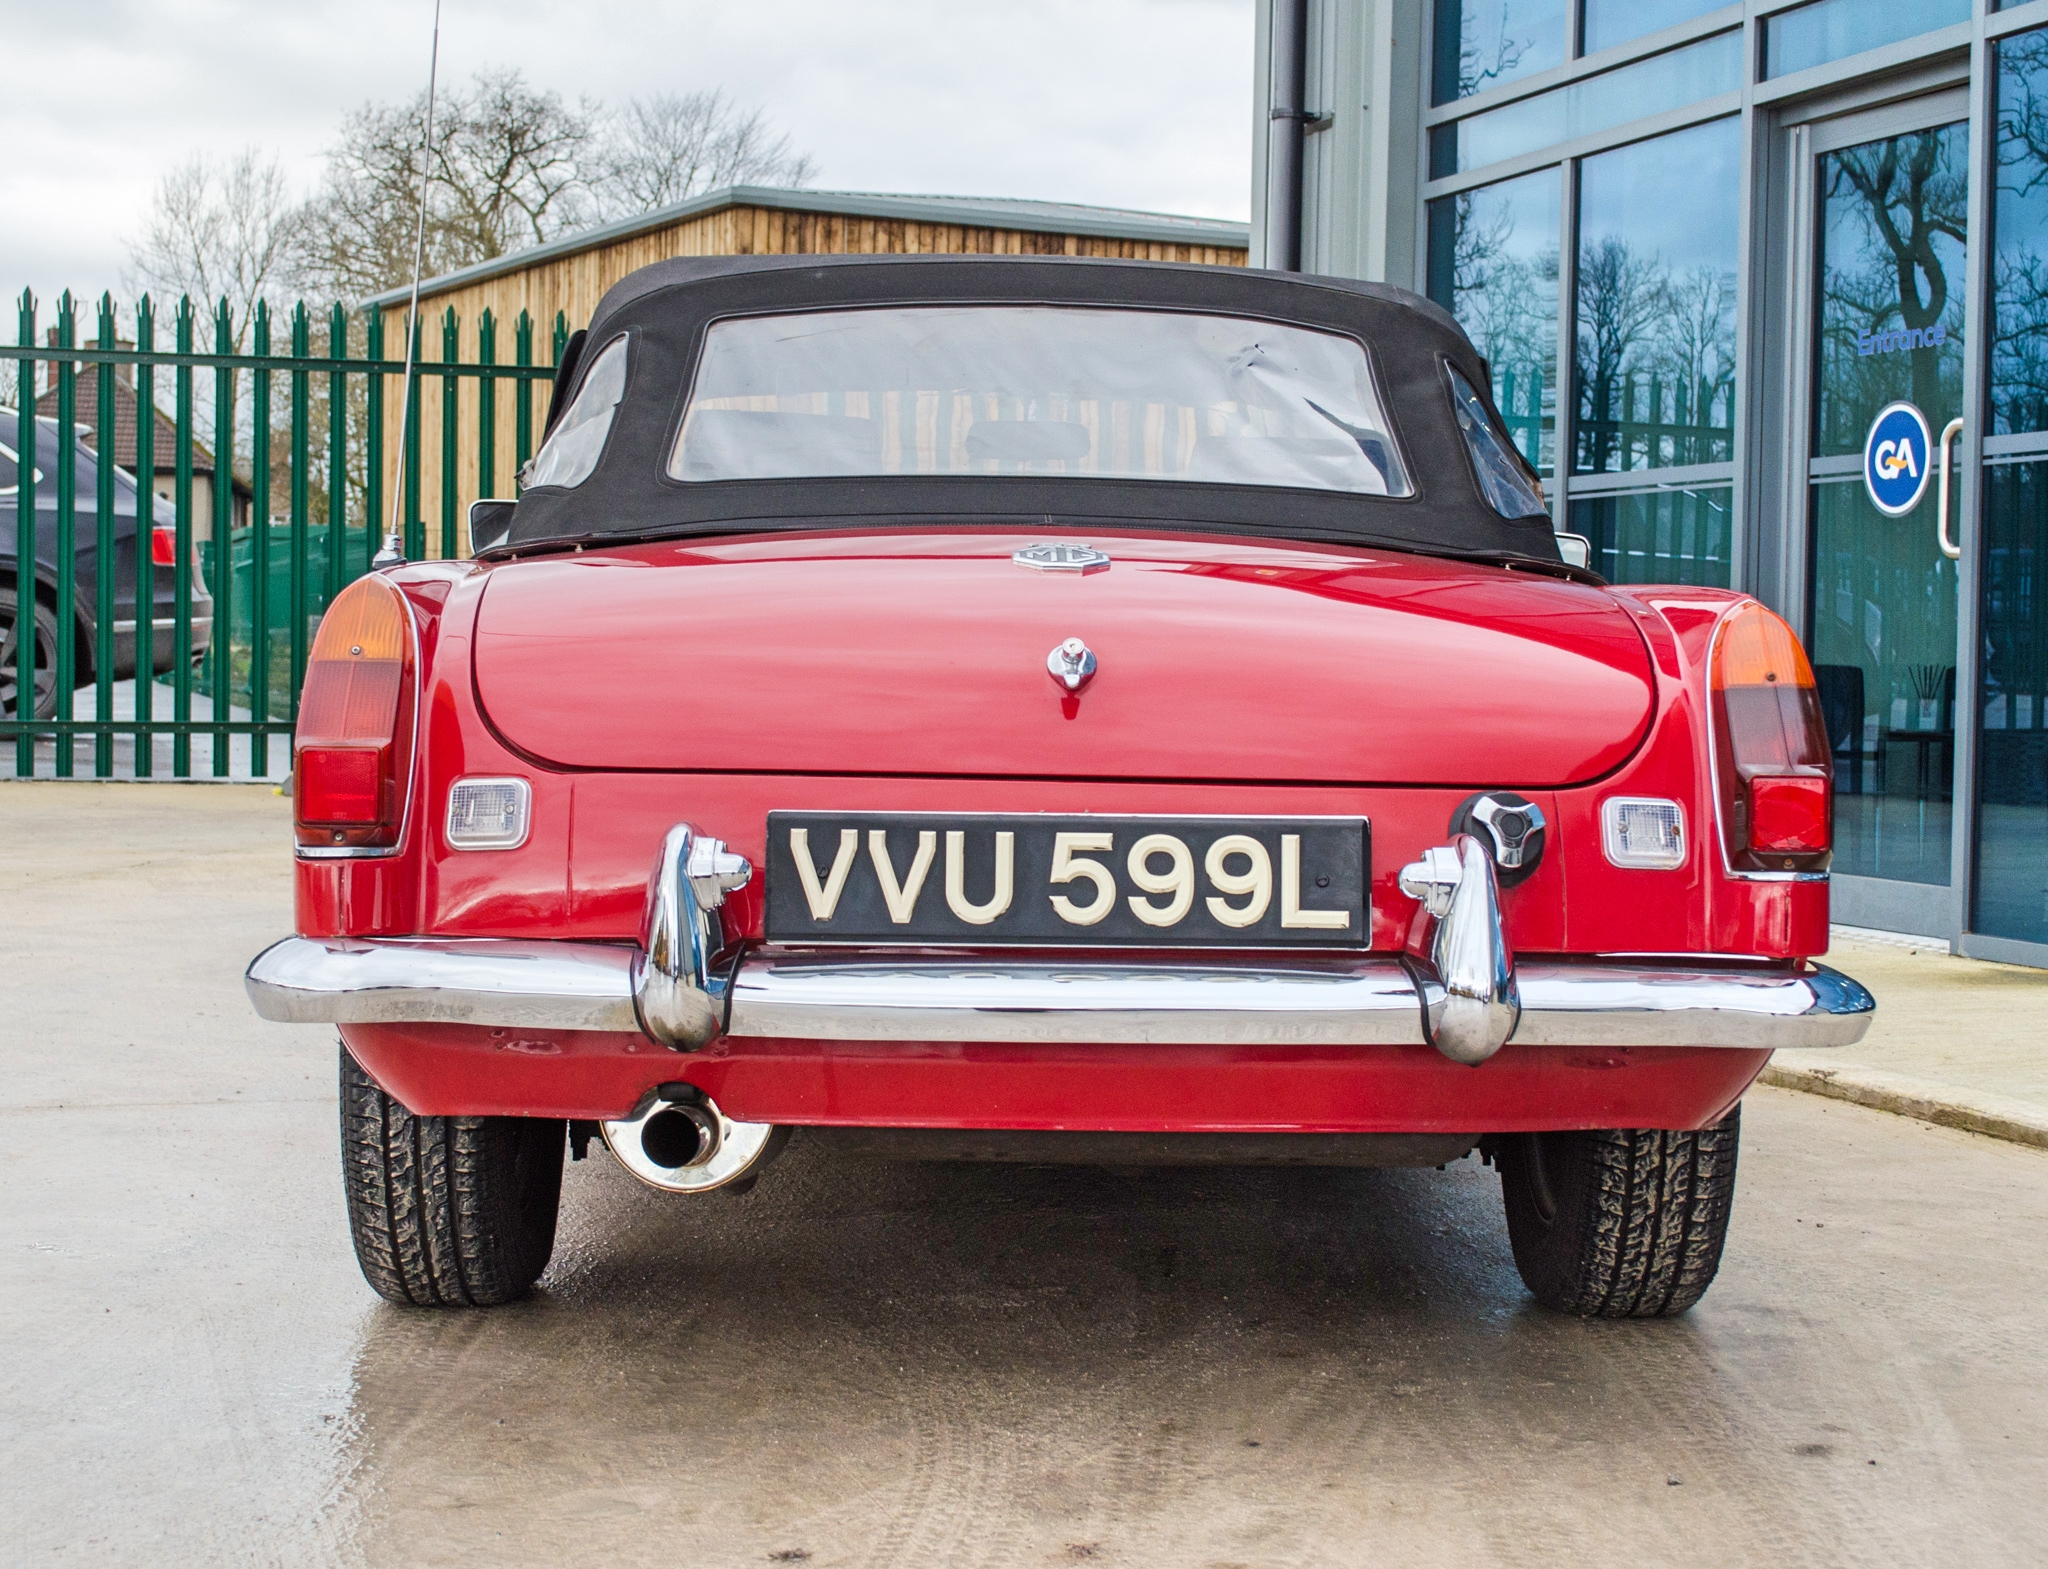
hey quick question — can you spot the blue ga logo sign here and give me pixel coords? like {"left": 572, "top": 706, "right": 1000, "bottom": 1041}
{"left": 1864, "top": 401, "right": 1933, "bottom": 517}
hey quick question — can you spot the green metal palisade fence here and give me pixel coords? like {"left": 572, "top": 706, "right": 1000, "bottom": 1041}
{"left": 1, "top": 290, "right": 561, "bottom": 779}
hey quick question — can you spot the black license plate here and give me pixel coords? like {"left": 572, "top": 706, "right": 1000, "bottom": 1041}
{"left": 764, "top": 812, "right": 1369, "bottom": 948}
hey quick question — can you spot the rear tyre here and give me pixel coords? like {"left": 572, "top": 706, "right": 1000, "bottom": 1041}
{"left": 1497, "top": 1105, "right": 1740, "bottom": 1318}
{"left": 339, "top": 1046, "right": 564, "bottom": 1307}
{"left": 0, "top": 587, "right": 59, "bottom": 722}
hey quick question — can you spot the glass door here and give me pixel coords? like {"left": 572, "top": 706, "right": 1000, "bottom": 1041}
{"left": 1803, "top": 104, "right": 1970, "bottom": 897}
{"left": 1975, "top": 24, "right": 2048, "bottom": 951}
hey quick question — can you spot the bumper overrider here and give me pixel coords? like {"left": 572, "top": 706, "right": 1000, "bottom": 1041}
{"left": 248, "top": 824, "right": 1875, "bottom": 1061}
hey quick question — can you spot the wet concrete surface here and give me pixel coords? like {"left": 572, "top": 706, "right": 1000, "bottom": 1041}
{"left": 5, "top": 784, "right": 2047, "bottom": 1566}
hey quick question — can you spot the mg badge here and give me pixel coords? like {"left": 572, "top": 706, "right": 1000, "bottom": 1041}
{"left": 1013, "top": 541, "right": 1110, "bottom": 574}
{"left": 1047, "top": 636, "right": 1098, "bottom": 692}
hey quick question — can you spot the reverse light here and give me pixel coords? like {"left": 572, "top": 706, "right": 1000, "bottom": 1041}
{"left": 293, "top": 574, "right": 416, "bottom": 851}
{"left": 1602, "top": 797, "right": 1687, "bottom": 869}
{"left": 446, "top": 777, "right": 531, "bottom": 851}
{"left": 1710, "top": 602, "right": 1833, "bottom": 873}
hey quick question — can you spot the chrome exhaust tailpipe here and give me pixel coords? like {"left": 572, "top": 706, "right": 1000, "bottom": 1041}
{"left": 602, "top": 1085, "right": 785, "bottom": 1193}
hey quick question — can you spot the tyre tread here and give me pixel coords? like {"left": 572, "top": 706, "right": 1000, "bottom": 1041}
{"left": 1501, "top": 1106, "right": 1740, "bottom": 1318}
{"left": 338, "top": 1046, "right": 562, "bottom": 1308}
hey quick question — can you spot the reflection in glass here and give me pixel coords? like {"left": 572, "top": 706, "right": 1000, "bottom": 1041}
{"left": 1430, "top": 30, "right": 1740, "bottom": 178}
{"left": 1426, "top": 167, "right": 1560, "bottom": 475}
{"left": 1582, "top": 0, "right": 1734, "bottom": 56}
{"left": 1763, "top": 0, "right": 1971, "bottom": 81}
{"left": 1568, "top": 486, "right": 1731, "bottom": 585}
{"left": 1992, "top": 28, "right": 2048, "bottom": 435}
{"left": 1431, "top": 0, "right": 1569, "bottom": 106}
{"left": 1808, "top": 476, "right": 1955, "bottom": 886}
{"left": 1976, "top": 459, "right": 2048, "bottom": 940}
{"left": 1815, "top": 123, "right": 1967, "bottom": 456}
{"left": 1572, "top": 118, "right": 1739, "bottom": 474}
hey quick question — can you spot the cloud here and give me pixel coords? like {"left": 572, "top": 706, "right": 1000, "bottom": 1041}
{"left": 0, "top": 0, "right": 1253, "bottom": 299}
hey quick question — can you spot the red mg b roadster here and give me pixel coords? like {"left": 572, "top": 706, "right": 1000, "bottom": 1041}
{"left": 247, "top": 254, "right": 1872, "bottom": 1315}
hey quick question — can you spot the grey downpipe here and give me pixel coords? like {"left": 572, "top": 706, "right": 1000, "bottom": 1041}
{"left": 1264, "top": 0, "right": 1309, "bottom": 273}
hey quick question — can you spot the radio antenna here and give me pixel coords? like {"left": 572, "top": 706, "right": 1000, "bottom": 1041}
{"left": 374, "top": 0, "right": 443, "bottom": 568}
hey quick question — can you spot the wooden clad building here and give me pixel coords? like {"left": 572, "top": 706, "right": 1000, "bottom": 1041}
{"left": 364, "top": 186, "right": 1249, "bottom": 554}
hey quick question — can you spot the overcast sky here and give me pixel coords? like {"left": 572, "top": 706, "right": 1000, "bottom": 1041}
{"left": 1, "top": 0, "right": 1253, "bottom": 304}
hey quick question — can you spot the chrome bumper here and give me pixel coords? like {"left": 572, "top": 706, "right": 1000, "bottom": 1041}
{"left": 249, "top": 820, "right": 1873, "bottom": 1059}
{"left": 246, "top": 938, "right": 1873, "bottom": 1052}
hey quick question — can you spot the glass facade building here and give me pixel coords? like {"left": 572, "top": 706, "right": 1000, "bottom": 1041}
{"left": 1251, "top": 0, "right": 2048, "bottom": 960}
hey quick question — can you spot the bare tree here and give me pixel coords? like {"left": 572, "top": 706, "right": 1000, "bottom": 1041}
{"left": 585, "top": 90, "right": 814, "bottom": 219}
{"left": 298, "top": 70, "right": 595, "bottom": 301}
{"left": 126, "top": 148, "right": 307, "bottom": 351}
{"left": 297, "top": 73, "right": 815, "bottom": 300}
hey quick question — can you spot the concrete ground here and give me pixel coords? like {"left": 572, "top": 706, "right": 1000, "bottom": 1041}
{"left": 5, "top": 783, "right": 2047, "bottom": 1566}
{"left": 1771, "top": 930, "right": 2048, "bottom": 1146}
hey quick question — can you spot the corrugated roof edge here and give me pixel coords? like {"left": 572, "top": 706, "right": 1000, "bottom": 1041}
{"left": 360, "top": 185, "right": 1253, "bottom": 310}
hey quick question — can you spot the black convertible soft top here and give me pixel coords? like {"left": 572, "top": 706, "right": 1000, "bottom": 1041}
{"left": 498, "top": 253, "right": 1561, "bottom": 566}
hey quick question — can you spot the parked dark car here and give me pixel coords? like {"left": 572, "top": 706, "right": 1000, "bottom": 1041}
{"left": 0, "top": 406, "right": 213, "bottom": 719}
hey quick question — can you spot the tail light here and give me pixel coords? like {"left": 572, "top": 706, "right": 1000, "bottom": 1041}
{"left": 150, "top": 525, "right": 177, "bottom": 567}
{"left": 1709, "top": 602, "right": 1832, "bottom": 873}
{"left": 294, "top": 575, "right": 417, "bottom": 851}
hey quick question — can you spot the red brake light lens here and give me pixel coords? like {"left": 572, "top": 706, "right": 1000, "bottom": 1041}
{"left": 294, "top": 575, "right": 415, "bottom": 850}
{"left": 150, "top": 526, "right": 177, "bottom": 567}
{"left": 1709, "top": 603, "right": 1832, "bottom": 872}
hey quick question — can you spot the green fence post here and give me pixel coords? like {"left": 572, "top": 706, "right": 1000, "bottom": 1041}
{"left": 514, "top": 309, "right": 534, "bottom": 486}
{"left": 12, "top": 290, "right": 33, "bottom": 776}
{"left": 53, "top": 292, "right": 77, "bottom": 777}
{"left": 478, "top": 307, "right": 496, "bottom": 506}
{"left": 210, "top": 297, "right": 233, "bottom": 776}
{"left": 290, "top": 302, "right": 310, "bottom": 711}
{"left": 365, "top": 304, "right": 384, "bottom": 581}
{"left": 251, "top": 302, "right": 271, "bottom": 779}
{"left": 441, "top": 306, "right": 458, "bottom": 559}
{"left": 172, "top": 297, "right": 194, "bottom": 778}
{"left": 133, "top": 296, "right": 153, "bottom": 777}
{"left": 552, "top": 311, "right": 568, "bottom": 370}
{"left": 328, "top": 303, "right": 348, "bottom": 606}
{"left": 94, "top": 294, "right": 116, "bottom": 777}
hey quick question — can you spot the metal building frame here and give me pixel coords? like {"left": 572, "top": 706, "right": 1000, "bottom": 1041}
{"left": 1255, "top": 0, "right": 2048, "bottom": 965}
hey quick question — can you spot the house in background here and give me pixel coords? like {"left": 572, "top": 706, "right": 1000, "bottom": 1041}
{"left": 360, "top": 184, "right": 1250, "bottom": 556}
{"left": 35, "top": 340, "right": 253, "bottom": 539}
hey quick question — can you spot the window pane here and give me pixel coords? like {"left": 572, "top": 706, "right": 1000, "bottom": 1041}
{"left": 1448, "top": 366, "right": 1548, "bottom": 517}
{"left": 1764, "top": 0, "right": 1971, "bottom": 80}
{"left": 522, "top": 335, "right": 628, "bottom": 491}
{"left": 1568, "top": 486, "right": 1732, "bottom": 585}
{"left": 1976, "top": 458, "right": 2048, "bottom": 939}
{"left": 1992, "top": 28, "right": 2048, "bottom": 436}
{"left": 1572, "top": 118, "right": 1740, "bottom": 475}
{"left": 1426, "top": 165, "right": 1560, "bottom": 475}
{"left": 1808, "top": 476, "right": 1955, "bottom": 886}
{"left": 1582, "top": 0, "right": 1734, "bottom": 57}
{"left": 1814, "top": 122, "right": 1968, "bottom": 458}
{"left": 670, "top": 307, "right": 1413, "bottom": 496}
{"left": 1433, "top": 31, "right": 1736, "bottom": 177}
{"left": 1431, "top": 0, "right": 1569, "bottom": 107}
{"left": 1431, "top": 31, "right": 1741, "bottom": 179}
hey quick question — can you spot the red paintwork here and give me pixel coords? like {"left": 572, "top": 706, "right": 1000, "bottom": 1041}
{"left": 470, "top": 530, "right": 1657, "bottom": 786}
{"left": 298, "top": 528, "right": 1829, "bottom": 1129}
{"left": 339, "top": 1021, "right": 1768, "bottom": 1133}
